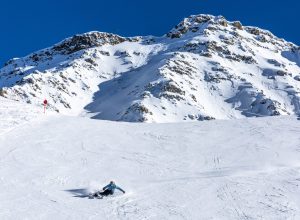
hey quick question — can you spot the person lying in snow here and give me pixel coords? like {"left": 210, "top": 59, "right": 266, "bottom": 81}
{"left": 91, "top": 181, "right": 125, "bottom": 198}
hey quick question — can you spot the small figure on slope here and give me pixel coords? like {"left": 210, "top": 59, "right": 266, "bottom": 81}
{"left": 90, "top": 181, "right": 125, "bottom": 199}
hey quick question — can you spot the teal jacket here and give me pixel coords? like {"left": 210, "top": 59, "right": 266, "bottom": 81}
{"left": 103, "top": 183, "right": 125, "bottom": 193}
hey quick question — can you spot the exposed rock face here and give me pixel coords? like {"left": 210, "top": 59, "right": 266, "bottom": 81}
{"left": 1, "top": 14, "right": 300, "bottom": 122}
{"left": 167, "top": 15, "right": 215, "bottom": 38}
{"left": 232, "top": 21, "right": 243, "bottom": 30}
{"left": 53, "top": 32, "right": 127, "bottom": 54}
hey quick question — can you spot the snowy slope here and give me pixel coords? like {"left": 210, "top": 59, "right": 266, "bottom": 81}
{"left": 1, "top": 15, "right": 300, "bottom": 122}
{"left": 0, "top": 97, "right": 51, "bottom": 135}
{"left": 1, "top": 105, "right": 300, "bottom": 219}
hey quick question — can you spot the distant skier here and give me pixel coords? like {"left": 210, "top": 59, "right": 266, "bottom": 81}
{"left": 90, "top": 181, "right": 125, "bottom": 199}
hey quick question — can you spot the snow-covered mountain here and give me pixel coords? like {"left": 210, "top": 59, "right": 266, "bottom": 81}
{"left": 1, "top": 14, "right": 300, "bottom": 122}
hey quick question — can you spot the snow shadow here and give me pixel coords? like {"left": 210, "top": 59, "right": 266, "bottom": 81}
{"left": 225, "top": 84, "right": 257, "bottom": 117}
{"left": 282, "top": 51, "right": 300, "bottom": 68}
{"left": 65, "top": 188, "right": 90, "bottom": 198}
{"left": 84, "top": 47, "right": 171, "bottom": 121}
{"left": 83, "top": 62, "right": 158, "bottom": 121}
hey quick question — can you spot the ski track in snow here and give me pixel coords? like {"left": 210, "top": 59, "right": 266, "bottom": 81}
{"left": 1, "top": 99, "right": 300, "bottom": 219}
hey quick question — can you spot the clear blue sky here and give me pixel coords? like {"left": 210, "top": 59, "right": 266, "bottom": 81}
{"left": 0, "top": 0, "right": 299, "bottom": 65}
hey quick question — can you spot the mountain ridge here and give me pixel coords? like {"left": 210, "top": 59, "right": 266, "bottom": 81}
{"left": 1, "top": 14, "right": 300, "bottom": 122}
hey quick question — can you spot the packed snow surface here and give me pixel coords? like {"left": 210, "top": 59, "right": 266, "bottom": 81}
{"left": 1, "top": 99, "right": 300, "bottom": 219}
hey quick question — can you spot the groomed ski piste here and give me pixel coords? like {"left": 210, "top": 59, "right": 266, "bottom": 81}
{"left": 1, "top": 97, "right": 300, "bottom": 219}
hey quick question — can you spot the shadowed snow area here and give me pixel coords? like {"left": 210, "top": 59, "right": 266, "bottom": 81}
{"left": 1, "top": 99, "right": 300, "bottom": 219}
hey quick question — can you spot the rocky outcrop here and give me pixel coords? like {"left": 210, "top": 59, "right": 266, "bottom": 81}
{"left": 232, "top": 21, "right": 243, "bottom": 30}
{"left": 53, "top": 32, "right": 128, "bottom": 54}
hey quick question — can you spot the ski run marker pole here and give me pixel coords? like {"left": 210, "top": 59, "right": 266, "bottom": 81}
{"left": 43, "top": 99, "right": 48, "bottom": 114}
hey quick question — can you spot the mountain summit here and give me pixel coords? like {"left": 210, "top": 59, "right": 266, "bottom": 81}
{"left": 1, "top": 14, "right": 300, "bottom": 122}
